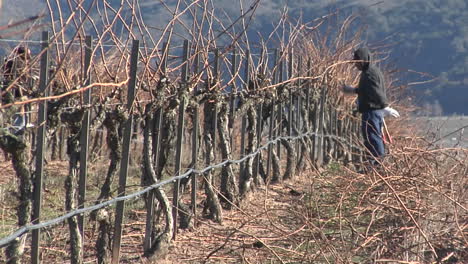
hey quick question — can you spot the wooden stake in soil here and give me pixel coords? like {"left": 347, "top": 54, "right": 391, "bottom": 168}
{"left": 78, "top": 35, "right": 92, "bottom": 241}
{"left": 111, "top": 39, "right": 139, "bottom": 264}
{"left": 316, "top": 84, "right": 327, "bottom": 166}
{"left": 31, "top": 30, "right": 49, "bottom": 264}
{"left": 266, "top": 49, "right": 279, "bottom": 180}
{"left": 229, "top": 48, "right": 237, "bottom": 145}
{"left": 173, "top": 40, "right": 190, "bottom": 239}
{"left": 143, "top": 105, "right": 164, "bottom": 252}
{"left": 287, "top": 48, "right": 294, "bottom": 138}
{"left": 239, "top": 50, "right": 250, "bottom": 186}
{"left": 143, "top": 40, "right": 167, "bottom": 249}
{"left": 191, "top": 51, "right": 201, "bottom": 223}
{"left": 276, "top": 50, "right": 284, "bottom": 160}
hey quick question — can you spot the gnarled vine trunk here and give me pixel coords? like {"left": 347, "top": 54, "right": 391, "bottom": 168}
{"left": 141, "top": 104, "right": 173, "bottom": 260}
{"left": 270, "top": 149, "right": 281, "bottom": 183}
{"left": 202, "top": 98, "right": 222, "bottom": 222}
{"left": 281, "top": 137, "right": 296, "bottom": 180}
{"left": 217, "top": 102, "right": 239, "bottom": 209}
{"left": 62, "top": 111, "right": 84, "bottom": 264}
{"left": 296, "top": 94, "right": 310, "bottom": 171}
{"left": 0, "top": 130, "right": 31, "bottom": 264}
{"left": 239, "top": 104, "right": 257, "bottom": 196}
{"left": 94, "top": 108, "right": 125, "bottom": 264}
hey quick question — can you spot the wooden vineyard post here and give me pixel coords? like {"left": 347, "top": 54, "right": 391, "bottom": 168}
{"left": 266, "top": 49, "right": 277, "bottom": 180}
{"left": 143, "top": 42, "right": 168, "bottom": 251}
{"left": 239, "top": 50, "right": 250, "bottom": 182}
{"left": 253, "top": 48, "right": 264, "bottom": 183}
{"left": 31, "top": 30, "right": 49, "bottom": 264}
{"left": 253, "top": 100, "right": 263, "bottom": 179}
{"left": 317, "top": 84, "right": 327, "bottom": 166}
{"left": 229, "top": 48, "right": 237, "bottom": 145}
{"left": 333, "top": 108, "right": 339, "bottom": 160}
{"left": 253, "top": 97, "right": 263, "bottom": 181}
{"left": 265, "top": 106, "right": 274, "bottom": 181}
{"left": 111, "top": 39, "right": 139, "bottom": 264}
{"left": 325, "top": 104, "right": 332, "bottom": 163}
{"left": 190, "top": 51, "right": 201, "bottom": 222}
{"left": 78, "top": 35, "right": 93, "bottom": 240}
{"left": 305, "top": 58, "right": 312, "bottom": 133}
{"left": 287, "top": 48, "right": 294, "bottom": 138}
{"left": 282, "top": 48, "right": 297, "bottom": 180}
{"left": 304, "top": 57, "right": 311, "bottom": 167}
{"left": 211, "top": 48, "right": 220, "bottom": 162}
{"left": 311, "top": 103, "right": 318, "bottom": 166}
{"left": 173, "top": 40, "right": 190, "bottom": 239}
{"left": 296, "top": 56, "right": 303, "bottom": 164}
{"left": 276, "top": 50, "right": 284, "bottom": 159}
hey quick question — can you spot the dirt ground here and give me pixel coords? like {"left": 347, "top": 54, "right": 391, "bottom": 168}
{"left": 116, "top": 173, "right": 316, "bottom": 264}
{"left": 2, "top": 147, "right": 466, "bottom": 263}
{"left": 1, "top": 154, "right": 319, "bottom": 263}
{"left": 163, "top": 179, "right": 313, "bottom": 264}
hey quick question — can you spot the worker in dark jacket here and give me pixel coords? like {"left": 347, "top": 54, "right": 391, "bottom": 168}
{"left": 342, "top": 47, "right": 399, "bottom": 162}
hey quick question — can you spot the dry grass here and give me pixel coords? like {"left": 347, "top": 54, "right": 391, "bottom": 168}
{"left": 160, "top": 141, "right": 467, "bottom": 263}
{"left": 109, "top": 141, "right": 466, "bottom": 264}
{"left": 0, "top": 134, "right": 466, "bottom": 263}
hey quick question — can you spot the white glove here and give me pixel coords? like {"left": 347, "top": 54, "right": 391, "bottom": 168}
{"left": 342, "top": 85, "right": 356, "bottom": 94}
{"left": 378, "top": 106, "right": 400, "bottom": 118}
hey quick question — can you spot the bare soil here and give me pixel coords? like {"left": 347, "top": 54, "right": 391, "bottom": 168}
{"left": 116, "top": 172, "right": 316, "bottom": 264}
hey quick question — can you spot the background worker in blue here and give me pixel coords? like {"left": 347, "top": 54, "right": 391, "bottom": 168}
{"left": 342, "top": 47, "right": 399, "bottom": 163}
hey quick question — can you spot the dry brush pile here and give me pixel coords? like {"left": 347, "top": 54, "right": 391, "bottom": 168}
{"left": 0, "top": 1, "right": 466, "bottom": 263}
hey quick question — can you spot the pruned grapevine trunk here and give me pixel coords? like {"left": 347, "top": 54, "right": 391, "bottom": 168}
{"left": 270, "top": 149, "right": 281, "bottom": 183}
{"left": 309, "top": 103, "right": 319, "bottom": 166}
{"left": 142, "top": 105, "right": 173, "bottom": 260}
{"left": 0, "top": 130, "right": 31, "bottom": 264}
{"left": 296, "top": 136, "right": 311, "bottom": 172}
{"left": 257, "top": 152, "right": 267, "bottom": 184}
{"left": 94, "top": 109, "right": 125, "bottom": 264}
{"left": 239, "top": 105, "right": 257, "bottom": 196}
{"left": 281, "top": 138, "right": 296, "bottom": 180}
{"left": 296, "top": 98, "right": 310, "bottom": 171}
{"left": 65, "top": 137, "right": 83, "bottom": 264}
{"left": 62, "top": 111, "right": 84, "bottom": 264}
{"left": 217, "top": 102, "right": 239, "bottom": 209}
{"left": 202, "top": 98, "right": 222, "bottom": 222}
{"left": 50, "top": 129, "right": 59, "bottom": 160}
{"left": 157, "top": 101, "right": 177, "bottom": 179}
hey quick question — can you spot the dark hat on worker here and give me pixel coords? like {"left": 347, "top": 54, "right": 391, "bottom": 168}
{"left": 353, "top": 47, "right": 371, "bottom": 70}
{"left": 353, "top": 47, "right": 371, "bottom": 62}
